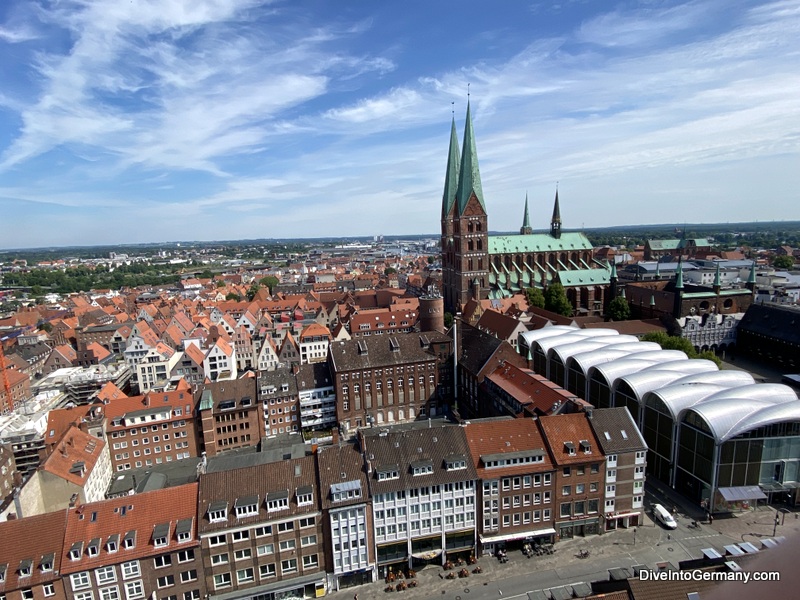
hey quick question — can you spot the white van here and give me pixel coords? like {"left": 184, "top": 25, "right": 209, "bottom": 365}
{"left": 652, "top": 503, "right": 678, "bottom": 529}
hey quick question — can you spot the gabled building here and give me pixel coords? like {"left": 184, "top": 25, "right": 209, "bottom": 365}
{"left": 298, "top": 324, "right": 332, "bottom": 365}
{"left": 103, "top": 385, "right": 198, "bottom": 472}
{"left": 203, "top": 339, "right": 237, "bottom": 383}
{"left": 360, "top": 423, "right": 478, "bottom": 577}
{"left": 0, "top": 510, "right": 68, "bottom": 600}
{"left": 197, "top": 378, "right": 263, "bottom": 457}
{"left": 197, "top": 454, "right": 327, "bottom": 600}
{"left": 60, "top": 484, "right": 201, "bottom": 600}
{"left": 587, "top": 408, "right": 647, "bottom": 530}
{"left": 328, "top": 334, "right": 441, "bottom": 433}
{"left": 135, "top": 343, "right": 180, "bottom": 393}
{"left": 537, "top": 413, "right": 605, "bottom": 539}
{"left": 315, "top": 440, "right": 374, "bottom": 590}
{"left": 464, "top": 418, "right": 557, "bottom": 555}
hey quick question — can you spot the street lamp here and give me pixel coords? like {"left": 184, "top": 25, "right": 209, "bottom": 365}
{"left": 773, "top": 513, "right": 780, "bottom": 537}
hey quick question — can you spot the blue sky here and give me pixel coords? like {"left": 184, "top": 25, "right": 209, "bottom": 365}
{"left": 0, "top": 0, "right": 798, "bottom": 249}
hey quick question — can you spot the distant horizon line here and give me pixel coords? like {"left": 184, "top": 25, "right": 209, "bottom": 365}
{"left": 3, "top": 220, "right": 799, "bottom": 253}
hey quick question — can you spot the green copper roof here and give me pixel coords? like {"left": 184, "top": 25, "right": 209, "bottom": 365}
{"left": 713, "top": 262, "right": 721, "bottom": 287}
{"left": 488, "top": 232, "right": 593, "bottom": 255}
{"left": 522, "top": 194, "right": 531, "bottom": 229}
{"left": 441, "top": 117, "right": 460, "bottom": 218}
{"left": 456, "top": 102, "right": 485, "bottom": 215}
{"left": 647, "top": 239, "right": 681, "bottom": 251}
{"left": 610, "top": 261, "right": 618, "bottom": 279}
{"left": 747, "top": 261, "right": 757, "bottom": 284}
{"left": 556, "top": 267, "right": 611, "bottom": 287}
{"left": 199, "top": 389, "right": 214, "bottom": 411}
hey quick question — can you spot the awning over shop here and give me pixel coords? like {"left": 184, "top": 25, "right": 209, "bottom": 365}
{"left": 479, "top": 528, "right": 556, "bottom": 544}
{"left": 411, "top": 549, "right": 442, "bottom": 560}
{"left": 604, "top": 512, "right": 641, "bottom": 520}
{"left": 718, "top": 486, "right": 767, "bottom": 502}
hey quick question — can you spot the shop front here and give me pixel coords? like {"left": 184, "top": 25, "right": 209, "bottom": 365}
{"left": 557, "top": 517, "right": 599, "bottom": 539}
{"left": 212, "top": 573, "right": 326, "bottom": 600}
{"left": 603, "top": 511, "right": 641, "bottom": 531}
{"left": 478, "top": 527, "right": 556, "bottom": 557}
{"left": 377, "top": 541, "right": 408, "bottom": 579}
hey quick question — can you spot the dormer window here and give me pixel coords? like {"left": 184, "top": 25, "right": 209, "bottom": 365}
{"left": 175, "top": 519, "right": 193, "bottom": 543}
{"left": 376, "top": 466, "right": 399, "bottom": 481}
{"left": 564, "top": 442, "right": 576, "bottom": 456}
{"left": 69, "top": 542, "right": 83, "bottom": 561}
{"left": 579, "top": 440, "right": 592, "bottom": 454}
{"left": 296, "top": 486, "right": 313, "bottom": 507}
{"left": 331, "top": 480, "right": 362, "bottom": 502}
{"left": 207, "top": 501, "right": 228, "bottom": 523}
{"left": 123, "top": 531, "right": 136, "bottom": 549}
{"left": 152, "top": 523, "right": 170, "bottom": 548}
{"left": 87, "top": 538, "right": 100, "bottom": 557}
{"left": 106, "top": 535, "right": 119, "bottom": 554}
{"left": 0, "top": 563, "right": 6, "bottom": 583}
{"left": 18, "top": 559, "right": 33, "bottom": 578}
{"left": 235, "top": 496, "right": 259, "bottom": 518}
{"left": 411, "top": 460, "right": 433, "bottom": 476}
{"left": 267, "top": 491, "right": 289, "bottom": 512}
{"left": 40, "top": 554, "right": 54, "bottom": 572}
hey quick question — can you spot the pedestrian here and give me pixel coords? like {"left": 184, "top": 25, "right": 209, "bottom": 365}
{"left": 354, "top": 594, "right": 358, "bottom": 600}
{"left": 709, "top": 513, "right": 714, "bottom": 524}
{"left": 498, "top": 589, "right": 503, "bottom": 596}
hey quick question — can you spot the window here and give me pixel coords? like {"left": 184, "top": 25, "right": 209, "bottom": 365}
{"left": 43, "top": 584, "right": 55, "bottom": 597}
{"left": 278, "top": 521, "right": 295, "bottom": 533}
{"left": 231, "top": 530, "right": 249, "bottom": 542}
{"left": 267, "top": 497, "right": 289, "bottom": 512}
{"left": 279, "top": 539, "right": 296, "bottom": 552}
{"left": 301, "top": 534, "right": 317, "bottom": 547}
{"left": 298, "top": 517, "right": 315, "bottom": 528}
{"left": 121, "top": 562, "right": 140, "bottom": 580}
{"left": 154, "top": 555, "right": 172, "bottom": 569}
{"left": 562, "top": 485, "right": 570, "bottom": 496}
{"left": 235, "top": 503, "right": 258, "bottom": 518}
{"left": 71, "top": 572, "right": 91, "bottom": 591}
{"left": 96, "top": 566, "right": 117, "bottom": 585}
{"left": 255, "top": 525, "right": 272, "bottom": 537}
{"left": 75, "top": 593, "right": 94, "bottom": 600}
{"left": 236, "top": 568, "right": 254, "bottom": 584}
{"left": 209, "top": 534, "right": 226, "bottom": 546}
{"left": 183, "top": 591, "right": 199, "bottom": 600}
{"left": 590, "top": 482, "right": 598, "bottom": 492}
{"left": 563, "top": 466, "right": 571, "bottom": 477}
{"left": 177, "top": 549, "right": 194, "bottom": 563}
{"left": 125, "top": 580, "right": 145, "bottom": 600}
{"left": 281, "top": 559, "right": 298, "bottom": 574}
{"left": 257, "top": 543, "right": 274, "bottom": 556}
{"left": 21, "top": 591, "right": 34, "bottom": 600}
{"left": 259, "top": 564, "right": 276, "bottom": 579}
{"left": 180, "top": 570, "right": 197, "bottom": 584}
{"left": 591, "top": 463, "right": 600, "bottom": 474}
{"left": 211, "top": 553, "right": 229, "bottom": 566}
{"left": 560, "top": 503, "right": 571, "bottom": 518}
{"left": 208, "top": 506, "right": 227, "bottom": 522}
{"left": 234, "top": 548, "right": 252, "bottom": 561}
{"left": 213, "top": 573, "right": 231, "bottom": 590}
{"left": 302, "top": 554, "right": 318, "bottom": 569}
{"left": 156, "top": 575, "right": 174, "bottom": 589}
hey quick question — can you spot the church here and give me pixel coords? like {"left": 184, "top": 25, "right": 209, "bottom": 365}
{"left": 440, "top": 104, "right": 611, "bottom": 313}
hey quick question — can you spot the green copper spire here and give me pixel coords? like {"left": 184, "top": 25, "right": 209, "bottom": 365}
{"left": 520, "top": 194, "right": 532, "bottom": 234}
{"left": 675, "top": 259, "right": 684, "bottom": 289}
{"left": 456, "top": 102, "right": 486, "bottom": 215}
{"left": 610, "top": 261, "right": 618, "bottom": 279}
{"left": 441, "top": 117, "right": 461, "bottom": 218}
{"left": 748, "top": 260, "right": 756, "bottom": 284}
{"left": 650, "top": 294, "right": 656, "bottom": 306}
{"left": 713, "top": 261, "right": 721, "bottom": 288}
{"left": 655, "top": 262, "right": 661, "bottom": 279}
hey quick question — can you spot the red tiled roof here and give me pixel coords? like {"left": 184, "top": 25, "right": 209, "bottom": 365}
{"left": 537, "top": 413, "right": 605, "bottom": 465}
{"left": 464, "top": 418, "right": 554, "bottom": 477}
{"left": 0, "top": 510, "right": 67, "bottom": 591}
{"left": 61, "top": 483, "right": 199, "bottom": 574}
{"left": 103, "top": 388, "right": 194, "bottom": 424}
{"left": 41, "top": 426, "right": 105, "bottom": 486}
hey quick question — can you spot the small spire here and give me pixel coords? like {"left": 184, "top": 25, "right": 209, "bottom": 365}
{"left": 520, "top": 193, "right": 532, "bottom": 235}
{"left": 610, "top": 261, "right": 618, "bottom": 280}
{"left": 655, "top": 262, "right": 661, "bottom": 279}
{"left": 713, "top": 261, "right": 721, "bottom": 289}
{"left": 550, "top": 185, "right": 562, "bottom": 239}
{"left": 747, "top": 260, "right": 756, "bottom": 284}
{"left": 675, "top": 258, "right": 684, "bottom": 289}
{"left": 650, "top": 294, "right": 656, "bottom": 306}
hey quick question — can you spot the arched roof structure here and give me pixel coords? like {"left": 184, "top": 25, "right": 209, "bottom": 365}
{"left": 722, "top": 402, "right": 800, "bottom": 443}
{"left": 548, "top": 336, "right": 640, "bottom": 365}
{"left": 643, "top": 384, "right": 733, "bottom": 421}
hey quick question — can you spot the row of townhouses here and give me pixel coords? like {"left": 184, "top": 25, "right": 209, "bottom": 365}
{"left": 0, "top": 410, "right": 646, "bottom": 600}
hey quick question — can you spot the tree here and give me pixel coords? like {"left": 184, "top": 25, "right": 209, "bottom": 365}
{"left": 198, "top": 269, "right": 213, "bottom": 280}
{"left": 773, "top": 255, "right": 794, "bottom": 270}
{"left": 225, "top": 292, "right": 242, "bottom": 301}
{"left": 246, "top": 284, "right": 261, "bottom": 301}
{"left": 525, "top": 287, "right": 545, "bottom": 309}
{"left": 384, "top": 267, "right": 397, "bottom": 276}
{"left": 216, "top": 280, "right": 225, "bottom": 288}
{"left": 38, "top": 321, "right": 52, "bottom": 333}
{"left": 260, "top": 275, "right": 279, "bottom": 294}
{"left": 544, "top": 283, "right": 573, "bottom": 317}
{"left": 444, "top": 312, "right": 454, "bottom": 329}
{"left": 607, "top": 296, "right": 631, "bottom": 321}
{"left": 427, "top": 256, "right": 435, "bottom": 265}
{"left": 697, "top": 350, "right": 722, "bottom": 368}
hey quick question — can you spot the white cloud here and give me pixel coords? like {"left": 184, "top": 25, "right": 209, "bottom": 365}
{"left": 0, "top": 25, "right": 38, "bottom": 43}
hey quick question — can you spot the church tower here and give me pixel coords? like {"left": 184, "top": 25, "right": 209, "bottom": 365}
{"left": 520, "top": 194, "right": 533, "bottom": 235}
{"left": 550, "top": 188, "right": 562, "bottom": 239}
{"left": 450, "top": 102, "right": 490, "bottom": 311}
{"left": 440, "top": 117, "right": 461, "bottom": 313}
